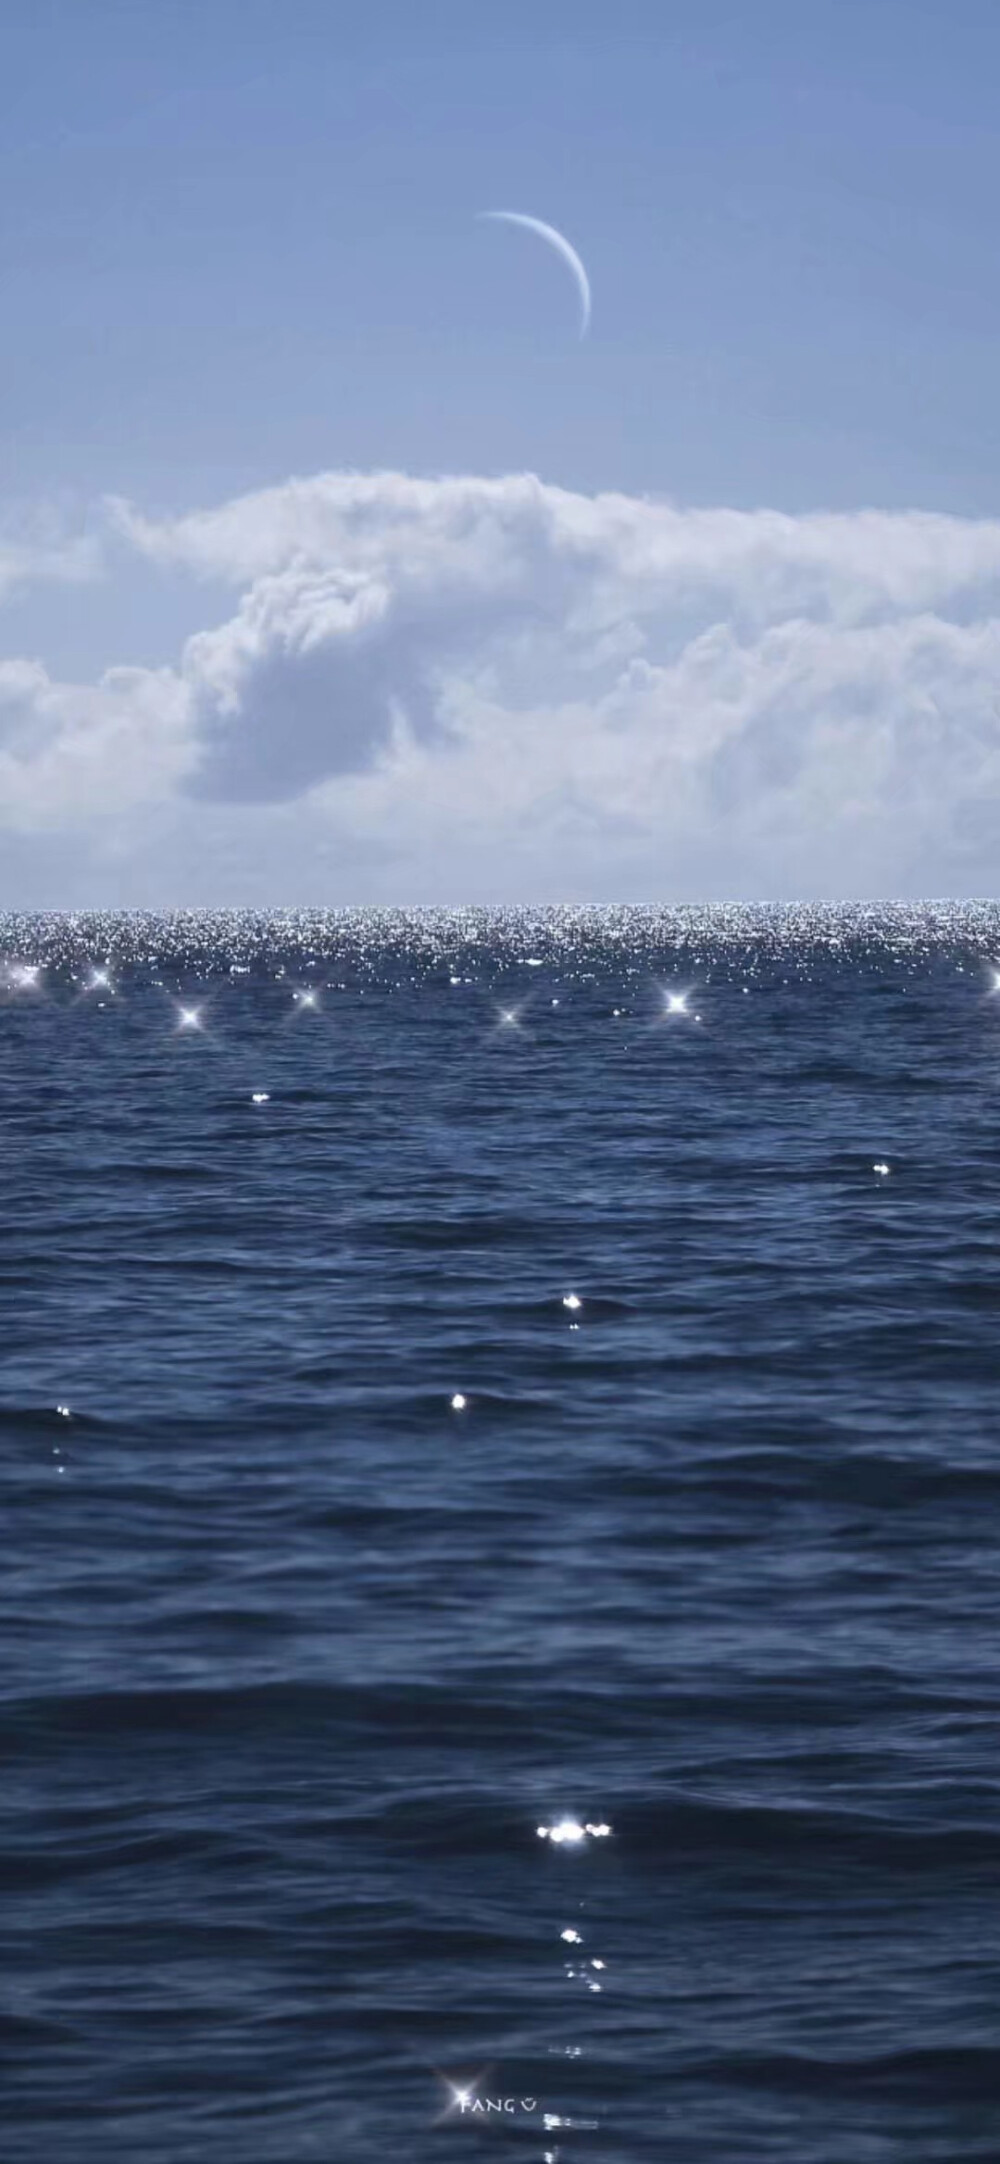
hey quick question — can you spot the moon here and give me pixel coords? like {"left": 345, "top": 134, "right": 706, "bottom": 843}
{"left": 479, "top": 211, "right": 591, "bottom": 339}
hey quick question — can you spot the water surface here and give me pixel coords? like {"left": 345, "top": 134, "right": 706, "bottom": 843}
{"left": 3, "top": 905, "right": 1000, "bottom": 2161}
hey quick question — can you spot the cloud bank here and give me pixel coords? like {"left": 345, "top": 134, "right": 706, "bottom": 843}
{"left": 4, "top": 469, "right": 1000, "bottom": 900}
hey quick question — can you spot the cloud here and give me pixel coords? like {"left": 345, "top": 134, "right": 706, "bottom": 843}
{"left": 0, "top": 497, "right": 100, "bottom": 608}
{"left": 4, "top": 468, "right": 1000, "bottom": 898}
{"left": 0, "top": 657, "right": 190, "bottom": 832}
{"left": 181, "top": 566, "right": 402, "bottom": 799}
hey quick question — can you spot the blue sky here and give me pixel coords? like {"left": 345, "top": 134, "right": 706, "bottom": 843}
{"left": 6, "top": 0, "right": 1000, "bottom": 518}
{"left": 4, "top": 0, "right": 1000, "bottom": 903}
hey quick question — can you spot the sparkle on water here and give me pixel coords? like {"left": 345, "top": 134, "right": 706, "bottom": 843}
{"left": 3, "top": 900, "right": 1000, "bottom": 985}
{"left": 438, "top": 2073, "right": 494, "bottom": 2124}
{"left": 562, "top": 1292, "right": 582, "bottom": 1311}
{"left": 537, "top": 1818, "right": 612, "bottom": 1844}
{"left": 449, "top": 1393, "right": 467, "bottom": 1411}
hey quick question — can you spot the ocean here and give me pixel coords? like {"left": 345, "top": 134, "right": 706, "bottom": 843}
{"left": 3, "top": 903, "right": 1000, "bottom": 2162}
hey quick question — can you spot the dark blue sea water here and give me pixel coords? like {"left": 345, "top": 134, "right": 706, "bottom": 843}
{"left": 4, "top": 904, "right": 1000, "bottom": 2163}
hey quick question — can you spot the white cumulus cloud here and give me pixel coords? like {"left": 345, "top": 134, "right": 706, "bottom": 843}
{"left": 3, "top": 468, "right": 1000, "bottom": 899}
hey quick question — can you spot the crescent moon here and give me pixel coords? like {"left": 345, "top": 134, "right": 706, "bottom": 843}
{"left": 479, "top": 211, "right": 591, "bottom": 339}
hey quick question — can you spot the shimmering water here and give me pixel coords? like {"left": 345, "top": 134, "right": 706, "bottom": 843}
{"left": 4, "top": 905, "right": 1000, "bottom": 2162}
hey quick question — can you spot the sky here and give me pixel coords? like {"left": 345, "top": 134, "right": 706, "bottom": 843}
{"left": 4, "top": 0, "right": 1000, "bottom": 904}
